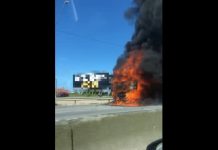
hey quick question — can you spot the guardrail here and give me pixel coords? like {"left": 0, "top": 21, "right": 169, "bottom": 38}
{"left": 56, "top": 96, "right": 112, "bottom": 100}
{"left": 55, "top": 97, "right": 113, "bottom": 105}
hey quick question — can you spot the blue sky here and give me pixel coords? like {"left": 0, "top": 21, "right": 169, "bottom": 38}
{"left": 55, "top": 0, "right": 134, "bottom": 91}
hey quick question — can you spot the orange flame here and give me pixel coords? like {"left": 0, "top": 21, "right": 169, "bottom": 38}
{"left": 112, "top": 49, "right": 150, "bottom": 106}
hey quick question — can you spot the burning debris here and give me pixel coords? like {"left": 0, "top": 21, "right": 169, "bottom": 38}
{"left": 112, "top": 0, "right": 162, "bottom": 106}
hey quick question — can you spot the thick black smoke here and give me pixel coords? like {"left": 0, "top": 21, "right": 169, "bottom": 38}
{"left": 125, "top": 0, "right": 162, "bottom": 51}
{"left": 114, "top": 0, "right": 162, "bottom": 101}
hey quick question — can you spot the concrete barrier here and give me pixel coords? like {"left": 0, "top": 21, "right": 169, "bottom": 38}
{"left": 55, "top": 121, "right": 72, "bottom": 150}
{"left": 55, "top": 108, "right": 162, "bottom": 150}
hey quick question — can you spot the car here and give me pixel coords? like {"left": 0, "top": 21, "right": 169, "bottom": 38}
{"left": 146, "top": 139, "right": 162, "bottom": 150}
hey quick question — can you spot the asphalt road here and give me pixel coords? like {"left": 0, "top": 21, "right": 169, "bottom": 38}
{"left": 55, "top": 104, "right": 162, "bottom": 122}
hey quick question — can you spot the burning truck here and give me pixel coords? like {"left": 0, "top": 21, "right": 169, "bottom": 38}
{"left": 112, "top": 0, "right": 162, "bottom": 106}
{"left": 111, "top": 49, "right": 162, "bottom": 106}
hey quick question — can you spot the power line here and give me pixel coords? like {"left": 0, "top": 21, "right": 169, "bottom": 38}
{"left": 56, "top": 1, "right": 126, "bottom": 48}
{"left": 56, "top": 29, "right": 125, "bottom": 48}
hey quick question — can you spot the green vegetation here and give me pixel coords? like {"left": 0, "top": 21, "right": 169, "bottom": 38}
{"left": 69, "top": 90, "right": 112, "bottom": 97}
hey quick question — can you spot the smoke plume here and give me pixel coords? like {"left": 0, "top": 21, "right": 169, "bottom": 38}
{"left": 113, "top": 0, "right": 162, "bottom": 105}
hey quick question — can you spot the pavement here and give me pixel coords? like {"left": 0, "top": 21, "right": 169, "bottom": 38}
{"left": 55, "top": 104, "right": 162, "bottom": 122}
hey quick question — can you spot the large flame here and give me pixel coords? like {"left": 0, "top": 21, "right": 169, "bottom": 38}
{"left": 112, "top": 49, "right": 150, "bottom": 106}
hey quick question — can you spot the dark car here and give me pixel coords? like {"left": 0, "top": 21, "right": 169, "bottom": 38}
{"left": 146, "top": 139, "right": 162, "bottom": 150}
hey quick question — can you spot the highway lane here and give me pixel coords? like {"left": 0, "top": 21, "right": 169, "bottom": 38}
{"left": 55, "top": 105, "right": 162, "bottom": 122}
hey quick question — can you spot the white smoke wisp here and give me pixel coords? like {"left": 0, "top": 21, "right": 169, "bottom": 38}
{"left": 71, "top": 0, "right": 78, "bottom": 22}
